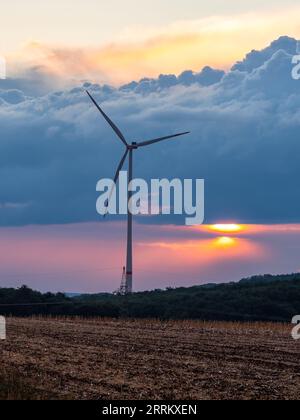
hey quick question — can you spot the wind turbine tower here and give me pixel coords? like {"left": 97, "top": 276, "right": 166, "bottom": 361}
{"left": 86, "top": 90, "right": 190, "bottom": 294}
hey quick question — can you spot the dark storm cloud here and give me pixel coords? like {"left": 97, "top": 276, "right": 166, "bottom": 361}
{"left": 0, "top": 36, "right": 299, "bottom": 226}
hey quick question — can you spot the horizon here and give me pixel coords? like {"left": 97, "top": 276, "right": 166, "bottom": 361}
{"left": 4, "top": 270, "right": 300, "bottom": 295}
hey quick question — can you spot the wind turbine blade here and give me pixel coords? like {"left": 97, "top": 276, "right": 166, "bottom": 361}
{"left": 136, "top": 131, "right": 190, "bottom": 148}
{"left": 104, "top": 149, "right": 129, "bottom": 217}
{"left": 86, "top": 90, "right": 128, "bottom": 147}
{"left": 112, "top": 149, "right": 129, "bottom": 185}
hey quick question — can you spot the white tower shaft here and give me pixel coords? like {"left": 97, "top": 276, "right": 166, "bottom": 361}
{"left": 126, "top": 149, "right": 133, "bottom": 293}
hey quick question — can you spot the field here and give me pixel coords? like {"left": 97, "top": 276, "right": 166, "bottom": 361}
{"left": 0, "top": 317, "right": 300, "bottom": 400}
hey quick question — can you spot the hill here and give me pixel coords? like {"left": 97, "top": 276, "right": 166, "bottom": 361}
{"left": 0, "top": 273, "right": 300, "bottom": 322}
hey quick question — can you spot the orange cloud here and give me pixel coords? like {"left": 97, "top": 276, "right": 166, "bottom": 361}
{"left": 8, "top": 7, "right": 300, "bottom": 85}
{"left": 140, "top": 236, "right": 264, "bottom": 269}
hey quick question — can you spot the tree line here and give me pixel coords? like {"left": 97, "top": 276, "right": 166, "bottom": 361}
{"left": 0, "top": 273, "right": 300, "bottom": 322}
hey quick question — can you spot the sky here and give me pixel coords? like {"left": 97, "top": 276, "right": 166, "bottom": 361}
{"left": 1, "top": 222, "right": 300, "bottom": 293}
{"left": 0, "top": 1, "right": 300, "bottom": 292}
{"left": 2, "top": 0, "right": 300, "bottom": 84}
{"left": 1, "top": 0, "right": 298, "bottom": 52}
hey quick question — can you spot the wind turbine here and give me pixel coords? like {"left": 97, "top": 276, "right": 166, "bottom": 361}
{"left": 86, "top": 90, "right": 190, "bottom": 294}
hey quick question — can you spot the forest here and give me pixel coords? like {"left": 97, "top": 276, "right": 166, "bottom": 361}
{"left": 0, "top": 273, "right": 300, "bottom": 322}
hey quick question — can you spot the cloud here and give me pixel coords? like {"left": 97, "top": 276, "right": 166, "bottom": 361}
{"left": 5, "top": 6, "right": 300, "bottom": 91}
{"left": 232, "top": 36, "right": 298, "bottom": 72}
{"left": 0, "top": 89, "right": 27, "bottom": 104}
{"left": 120, "top": 67, "right": 225, "bottom": 94}
{"left": 0, "top": 36, "right": 300, "bottom": 227}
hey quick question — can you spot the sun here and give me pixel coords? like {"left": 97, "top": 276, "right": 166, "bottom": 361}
{"left": 210, "top": 224, "right": 242, "bottom": 233}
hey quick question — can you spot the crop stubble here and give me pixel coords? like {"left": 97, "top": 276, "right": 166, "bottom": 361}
{"left": 0, "top": 317, "right": 299, "bottom": 400}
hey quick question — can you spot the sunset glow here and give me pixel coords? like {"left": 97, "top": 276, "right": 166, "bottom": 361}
{"left": 215, "top": 237, "right": 236, "bottom": 247}
{"left": 4, "top": 4, "right": 300, "bottom": 85}
{"left": 0, "top": 222, "right": 295, "bottom": 293}
{"left": 210, "top": 224, "right": 243, "bottom": 234}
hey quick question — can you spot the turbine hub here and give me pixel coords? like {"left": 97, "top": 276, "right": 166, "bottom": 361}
{"left": 129, "top": 142, "right": 138, "bottom": 150}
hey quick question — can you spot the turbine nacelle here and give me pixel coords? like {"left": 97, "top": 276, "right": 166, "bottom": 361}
{"left": 128, "top": 142, "right": 138, "bottom": 150}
